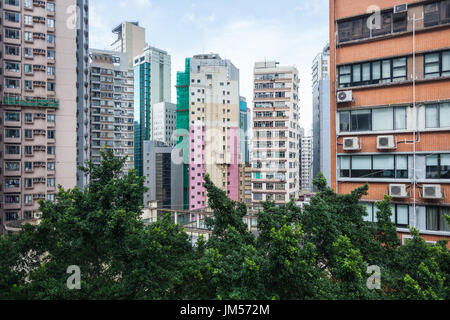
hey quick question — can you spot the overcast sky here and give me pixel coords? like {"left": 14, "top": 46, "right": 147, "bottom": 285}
{"left": 89, "top": 0, "right": 329, "bottom": 133}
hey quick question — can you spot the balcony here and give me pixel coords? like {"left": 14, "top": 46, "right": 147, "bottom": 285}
{"left": 3, "top": 96, "right": 59, "bottom": 109}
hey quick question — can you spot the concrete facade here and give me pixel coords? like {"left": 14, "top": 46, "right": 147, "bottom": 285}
{"left": 0, "top": 0, "right": 77, "bottom": 231}
{"left": 89, "top": 49, "right": 134, "bottom": 172}
{"left": 143, "top": 141, "right": 183, "bottom": 210}
{"left": 312, "top": 44, "right": 331, "bottom": 189}
{"left": 300, "top": 136, "right": 313, "bottom": 191}
{"left": 181, "top": 54, "right": 241, "bottom": 210}
{"left": 153, "top": 102, "right": 177, "bottom": 146}
{"left": 251, "top": 61, "right": 301, "bottom": 207}
{"left": 133, "top": 46, "right": 171, "bottom": 177}
{"left": 111, "top": 21, "right": 147, "bottom": 68}
{"left": 76, "top": 0, "right": 90, "bottom": 189}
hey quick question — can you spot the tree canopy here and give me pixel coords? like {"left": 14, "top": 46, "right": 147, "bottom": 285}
{"left": 0, "top": 153, "right": 448, "bottom": 300}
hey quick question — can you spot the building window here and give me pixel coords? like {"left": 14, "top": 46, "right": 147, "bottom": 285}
{"left": 424, "top": 0, "right": 450, "bottom": 27}
{"left": 5, "top": 211, "right": 19, "bottom": 221}
{"left": 340, "top": 107, "right": 407, "bottom": 132}
{"left": 5, "top": 78, "right": 20, "bottom": 89}
{"left": 5, "top": 28, "right": 20, "bottom": 40}
{"left": 338, "top": 57, "right": 407, "bottom": 88}
{"left": 363, "top": 203, "right": 408, "bottom": 227}
{"left": 424, "top": 50, "right": 450, "bottom": 79}
{"left": 426, "top": 154, "right": 450, "bottom": 179}
{"left": 253, "top": 194, "right": 263, "bottom": 201}
{"left": 340, "top": 155, "right": 408, "bottom": 179}
{"left": 426, "top": 206, "right": 450, "bottom": 231}
{"left": 391, "top": 204, "right": 409, "bottom": 227}
{"left": 5, "top": 128, "right": 20, "bottom": 138}
{"left": 425, "top": 103, "right": 450, "bottom": 128}
{"left": 5, "top": 162, "right": 20, "bottom": 171}
{"left": 5, "top": 61, "right": 20, "bottom": 73}
{"left": 24, "top": 195, "right": 33, "bottom": 205}
{"left": 47, "top": 162, "right": 55, "bottom": 171}
{"left": 5, "top": 145, "right": 20, "bottom": 155}
{"left": 5, "top": 195, "right": 20, "bottom": 205}
{"left": 5, "top": 178, "right": 20, "bottom": 189}
{"left": 338, "top": 10, "right": 407, "bottom": 43}
{"left": 24, "top": 0, "right": 32, "bottom": 9}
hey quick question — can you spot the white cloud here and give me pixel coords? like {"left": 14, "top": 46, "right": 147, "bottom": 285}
{"left": 89, "top": 5, "right": 115, "bottom": 50}
{"left": 195, "top": 17, "right": 328, "bottom": 132}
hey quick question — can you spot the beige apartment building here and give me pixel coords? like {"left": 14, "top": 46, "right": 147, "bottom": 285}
{"left": 1, "top": 0, "right": 77, "bottom": 232}
{"left": 251, "top": 61, "right": 300, "bottom": 208}
{"left": 111, "top": 21, "right": 147, "bottom": 68}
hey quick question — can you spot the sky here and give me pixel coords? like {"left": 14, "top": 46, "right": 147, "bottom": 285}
{"left": 89, "top": 0, "right": 330, "bottom": 133}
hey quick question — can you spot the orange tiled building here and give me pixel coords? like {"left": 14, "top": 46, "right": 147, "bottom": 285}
{"left": 330, "top": 0, "right": 450, "bottom": 246}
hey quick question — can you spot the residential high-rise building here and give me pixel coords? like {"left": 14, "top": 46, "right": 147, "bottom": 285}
{"left": 239, "top": 163, "right": 253, "bottom": 207}
{"left": 239, "top": 96, "right": 250, "bottom": 163}
{"left": 111, "top": 21, "right": 147, "bottom": 68}
{"left": 133, "top": 46, "right": 171, "bottom": 177}
{"left": 0, "top": 0, "right": 78, "bottom": 231}
{"left": 312, "top": 44, "right": 331, "bottom": 188}
{"left": 89, "top": 50, "right": 134, "bottom": 172}
{"left": 300, "top": 136, "right": 313, "bottom": 191}
{"left": 175, "top": 54, "right": 240, "bottom": 210}
{"left": 143, "top": 141, "right": 183, "bottom": 210}
{"left": 251, "top": 61, "right": 300, "bottom": 207}
{"left": 153, "top": 102, "right": 177, "bottom": 146}
{"left": 76, "top": 0, "right": 90, "bottom": 189}
{"left": 330, "top": 0, "right": 450, "bottom": 245}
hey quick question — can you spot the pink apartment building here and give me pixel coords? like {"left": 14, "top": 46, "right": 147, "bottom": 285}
{"left": 184, "top": 54, "right": 241, "bottom": 210}
{"left": 0, "top": 0, "right": 77, "bottom": 232}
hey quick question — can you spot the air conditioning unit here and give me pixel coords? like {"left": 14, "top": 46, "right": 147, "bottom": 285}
{"left": 422, "top": 185, "right": 442, "bottom": 199}
{"left": 389, "top": 184, "right": 408, "bottom": 198}
{"left": 394, "top": 4, "right": 408, "bottom": 14}
{"left": 337, "top": 90, "right": 353, "bottom": 103}
{"left": 343, "top": 137, "right": 360, "bottom": 151}
{"left": 377, "top": 136, "right": 396, "bottom": 150}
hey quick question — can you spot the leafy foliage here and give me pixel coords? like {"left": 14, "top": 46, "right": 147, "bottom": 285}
{"left": 0, "top": 162, "right": 448, "bottom": 300}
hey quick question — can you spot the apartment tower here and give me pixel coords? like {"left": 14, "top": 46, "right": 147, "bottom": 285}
{"left": 0, "top": 0, "right": 77, "bottom": 231}
{"left": 89, "top": 50, "right": 134, "bottom": 172}
{"left": 251, "top": 61, "right": 300, "bottom": 208}
{"left": 312, "top": 44, "right": 331, "bottom": 188}
{"left": 176, "top": 54, "right": 240, "bottom": 210}
{"left": 111, "top": 21, "right": 147, "bottom": 68}
{"left": 76, "top": 0, "right": 90, "bottom": 189}
{"left": 152, "top": 102, "right": 177, "bottom": 146}
{"left": 330, "top": 0, "right": 450, "bottom": 244}
{"left": 300, "top": 135, "right": 313, "bottom": 192}
{"left": 133, "top": 46, "right": 171, "bottom": 177}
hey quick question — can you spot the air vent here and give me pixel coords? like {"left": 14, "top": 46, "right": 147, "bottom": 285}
{"left": 389, "top": 184, "right": 407, "bottom": 198}
{"left": 422, "top": 185, "right": 442, "bottom": 199}
{"left": 343, "top": 137, "right": 360, "bottom": 151}
{"left": 337, "top": 90, "right": 353, "bottom": 103}
{"left": 377, "top": 136, "right": 396, "bottom": 150}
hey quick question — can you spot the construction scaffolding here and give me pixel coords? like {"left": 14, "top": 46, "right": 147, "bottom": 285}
{"left": 176, "top": 58, "right": 191, "bottom": 210}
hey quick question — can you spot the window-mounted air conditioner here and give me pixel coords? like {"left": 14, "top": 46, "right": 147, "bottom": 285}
{"left": 343, "top": 137, "right": 360, "bottom": 151}
{"left": 337, "top": 90, "right": 352, "bottom": 103}
{"left": 422, "top": 185, "right": 442, "bottom": 199}
{"left": 394, "top": 4, "right": 408, "bottom": 14}
{"left": 377, "top": 135, "right": 396, "bottom": 150}
{"left": 389, "top": 184, "right": 408, "bottom": 198}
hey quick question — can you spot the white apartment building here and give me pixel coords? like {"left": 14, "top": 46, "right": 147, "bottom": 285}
{"left": 152, "top": 102, "right": 177, "bottom": 146}
{"left": 251, "top": 61, "right": 300, "bottom": 207}
{"left": 301, "top": 136, "right": 313, "bottom": 192}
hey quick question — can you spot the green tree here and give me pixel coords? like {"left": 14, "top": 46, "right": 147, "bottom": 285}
{"left": 0, "top": 150, "right": 195, "bottom": 300}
